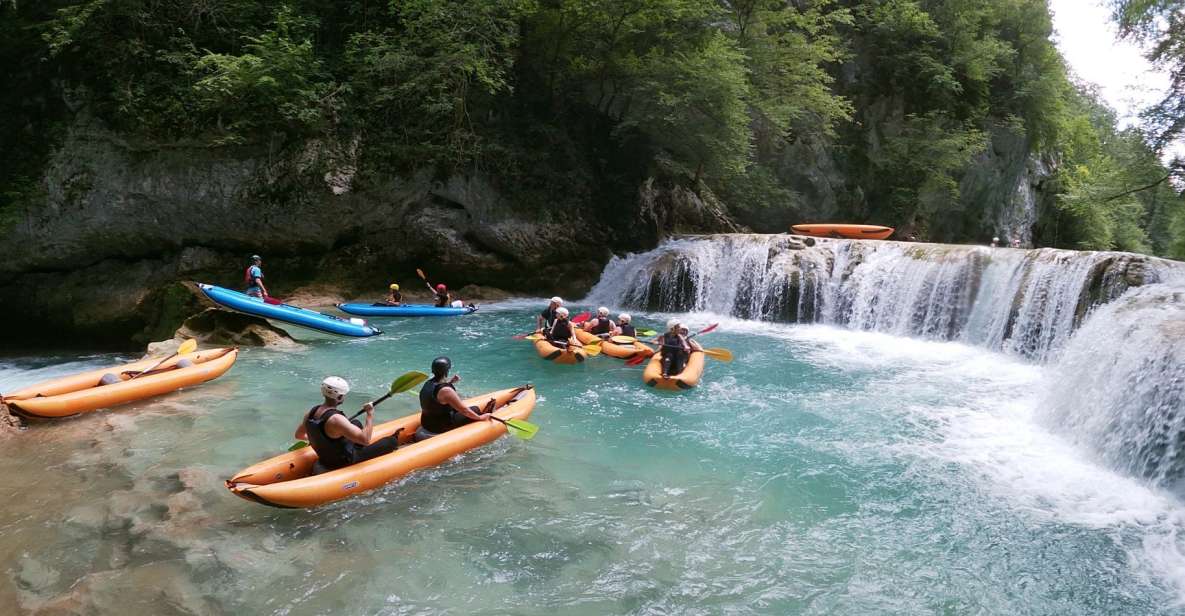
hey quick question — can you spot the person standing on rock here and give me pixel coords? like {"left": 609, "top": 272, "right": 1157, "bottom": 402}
{"left": 244, "top": 255, "right": 269, "bottom": 300}
{"left": 537, "top": 297, "right": 563, "bottom": 331}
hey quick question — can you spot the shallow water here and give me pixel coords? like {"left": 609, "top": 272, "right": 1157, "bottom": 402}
{"left": 1, "top": 300, "right": 1182, "bottom": 614}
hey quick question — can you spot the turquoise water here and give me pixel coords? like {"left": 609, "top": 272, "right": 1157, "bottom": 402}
{"left": 1, "top": 300, "right": 1182, "bottom": 614}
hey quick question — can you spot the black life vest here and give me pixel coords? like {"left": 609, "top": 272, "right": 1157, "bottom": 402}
{"left": 662, "top": 333, "right": 686, "bottom": 354}
{"left": 619, "top": 323, "right": 636, "bottom": 337}
{"left": 419, "top": 380, "right": 457, "bottom": 434}
{"left": 304, "top": 405, "right": 355, "bottom": 470}
{"left": 540, "top": 306, "right": 558, "bottom": 328}
{"left": 548, "top": 319, "right": 573, "bottom": 342}
{"left": 434, "top": 292, "right": 450, "bottom": 308}
{"left": 591, "top": 317, "right": 613, "bottom": 335}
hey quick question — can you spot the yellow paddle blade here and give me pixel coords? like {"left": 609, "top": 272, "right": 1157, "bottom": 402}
{"left": 389, "top": 371, "right": 429, "bottom": 394}
{"left": 611, "top": 335, "right": 638, "bottom": 344}
{"left": 525, "top": 334, "right": 544, "bottom": 341}
{"left": 177, "top": 338, "right": 198, "bottom": 355}
{"left": 702, "top": 348, "right": 733, "bottom": 362}
{"left": 581, "top": 344, "right": 601, "bottom": 357}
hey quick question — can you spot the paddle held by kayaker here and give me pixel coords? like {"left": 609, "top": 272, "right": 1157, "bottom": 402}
{"left": 545, "top": 307, "right": 583, "bottom": 349}
{"left": 413, "top": 357, "right": 495, "bottom": 442}
{"left": 244, "top": 255, "right": 269, "bottom": 299}
{"left": 293, "top": 376, "right": 402, "bottom": 473}
{"left": 537, "top": 296, "right": 564, "bottom": 331}
{"left": 583, "top": 306, "right": 619, "bottom": 338}
{"left": 385, "top": 283, "right": 402, "bottom": 306}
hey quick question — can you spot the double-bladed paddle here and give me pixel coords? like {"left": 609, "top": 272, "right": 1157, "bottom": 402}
{"left": 288, "top": 371, "right": 430, "bottom": 451}
{"left": 126, "top": 339, "right": 197, "bottom": 380}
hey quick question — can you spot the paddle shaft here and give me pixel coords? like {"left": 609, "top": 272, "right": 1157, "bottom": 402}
{"left": 349, "top": 390, "right": 396, "bottom": 420}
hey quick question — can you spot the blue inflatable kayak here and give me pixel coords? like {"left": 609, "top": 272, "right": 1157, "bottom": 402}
{"left": 198, "top": 284, "right": 382, "bottom": 337}
{"left": 336, "top": 303, "right": 478, "bottom": 317}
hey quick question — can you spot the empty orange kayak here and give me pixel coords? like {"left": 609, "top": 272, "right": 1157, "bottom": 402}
{"left": 534, "top": 337, "right": 588, "bottom": 364}
{"left": 791, "top": 224, "right": 894, "bottom": 240}
{"left": 643, "top": 350, "right": 705, "bottom": 390}
{"left": 226, "top": 387, "right": 536, "bottom": 508}
{"left": 575, "top": 329, "right": 652, "bottom": 360}
{"left": 3, "top": 348, "right": 238, "bottom": 418}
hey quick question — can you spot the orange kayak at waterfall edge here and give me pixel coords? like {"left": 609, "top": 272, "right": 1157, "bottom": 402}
{"left": 791, "top": 224, "right": 895, "bottom": 240}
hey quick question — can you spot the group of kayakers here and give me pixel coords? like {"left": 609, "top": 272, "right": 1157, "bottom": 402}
{"left": 241, "top": 256, "right": 700, "bottom": 475}
{"left": 534, "top": 297, "right": 700, "bottom": 378}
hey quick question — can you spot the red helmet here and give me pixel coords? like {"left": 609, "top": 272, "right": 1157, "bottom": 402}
{"left": 436, "top": 283, "right": 447, "bottom": 292}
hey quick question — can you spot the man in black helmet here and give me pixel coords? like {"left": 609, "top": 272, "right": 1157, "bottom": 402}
{"left": 414, "top": 356, "right": 495, "bottom": 442}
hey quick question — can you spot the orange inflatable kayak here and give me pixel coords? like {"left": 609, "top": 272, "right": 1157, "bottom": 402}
{"left": 2, "top": 348, "right": 238, "bottom": 418}
{"left": 226, "top": 387, "right": 536, "bottom": 508}
{"left": 575, "top": 329, "right": 652, "bottom": 360}
{"left": 791, "top": 224, "right": 894, "bottom": 240}
{"left": 643, "top": 350, "right": 705, "bottom": 390}
{"left": 534, "top": 337, "right": 588, "bottom": 364}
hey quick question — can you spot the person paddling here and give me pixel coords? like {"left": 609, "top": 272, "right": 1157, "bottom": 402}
{"left": 413, "top": 357, "right": 495, "bottom": 442}
{"left": 545, "top": 307, "right": 582, "bottom": 349}
{"left": 583, "top": 306, "right": 618, "bottom": 338}
{"left": 293, "top": 377, "right": 402, "bottom": 473}
{"left": 537, "top": 296, "right": 563, "bottom": 331}
{"left": 652, "top": 319, "right": 692, "bottom": 378}
{"left": 385, "top": 283, "right": 402, "bottom": 306}
{"left": 428, "top": 282, "right": 451, "bottom": 308}
{"left": 617, "top": 313, "right": 636, "bottom": 338}
{"left": 244, "top": 255, "right": 269, "bottom": 299}
{"left": 680, "top": 325, "right": 703, "bottom": 352}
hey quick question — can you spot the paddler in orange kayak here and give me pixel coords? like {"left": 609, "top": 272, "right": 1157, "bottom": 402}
{"left": 293, "top": 376, "right": 402, "bottom": 473}
{"left": 651, "top": 319, "right": 692, "bottom": 378}
{"left": 537, "top": 296, "right": 564, "bottom": 331}
{"left": 545, "top": 307, "right": 583, "bottom": 349}
{"left": 413, "top": 357, "right": 495, "bottom": 442}
{"left": 582, "top": 306, "right": 618, "bottom": 339}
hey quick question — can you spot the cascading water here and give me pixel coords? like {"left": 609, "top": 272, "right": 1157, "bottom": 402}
{"left": 585, "top": 234, "right": 1178, "bottom": 360}
{"left": 1040, "top": 286, "right": 1185, "bottom": 491}
{"left": 588, "top": 233, "right": 1185, "bottom": 493}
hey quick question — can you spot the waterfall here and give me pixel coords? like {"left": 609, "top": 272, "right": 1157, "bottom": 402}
{"left": 585, "top": 234, "right": 1181, "bottom": 360}
{"left": 1039, "top": 286, "right": 1185, "bottom": 492}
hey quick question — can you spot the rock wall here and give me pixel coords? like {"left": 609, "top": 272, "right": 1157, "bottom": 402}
{"left": 0, "top": 119, "right": 734, "bottom": 348}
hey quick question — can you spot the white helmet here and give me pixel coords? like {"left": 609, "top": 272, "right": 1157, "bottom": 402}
{"left": 556, "top": 306, "right": 570, "bottom": 318}
{"left": 321, "top": 376, "right": 350, "bottom": 402}
{"left": 667, "top": 318, "right": 681, "bottom": 331}
{"left": 550, "top": 296, "right": 563, "bottom": 305}
{"left": 619, "top": 313, "right": 631, "bottom": 323}
{"left": 597, "top": 306, "right": 610, "bottom": 317}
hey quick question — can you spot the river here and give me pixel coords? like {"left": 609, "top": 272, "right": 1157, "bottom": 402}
{"left": 2, "top": 292, "right": 1184, "bottom": 613}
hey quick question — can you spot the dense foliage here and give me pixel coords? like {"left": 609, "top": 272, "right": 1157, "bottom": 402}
{"left": 2, "top": 0, "right": 1184, "bottom": 257}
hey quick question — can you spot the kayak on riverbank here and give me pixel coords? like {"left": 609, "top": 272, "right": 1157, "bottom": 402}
{"left": 199, "top": 284, "right": 382, "bottom": 337}
{"left": 336, "top": 303, "right": 478, "bottom": 317}
{"left": 225, "top": 386, "right": 536, "bottom": 508}
{"left": 791, "top": 223, "right": 894, "bottom": 240}
{"left": 2, "top": 348, "right": 238, "bottom": 418}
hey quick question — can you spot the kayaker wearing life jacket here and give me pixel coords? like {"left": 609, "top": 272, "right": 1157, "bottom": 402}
{"left": 427, "top": 282, "right": 451, "bottom": 308}
{"left": 680, "top": 325, "right": 703, "bottom": 352}
{"left": 653, "top": 319, "right": 692, "bottom": 378}
{"left": 546, "top": 307, "right": 582, "bottom": 348}
{"left": 244, "top": 255, "right": 269, "bottom": 299}
{"left": 385, "top": 284, "right": 402, "bottom": 306}
{"left": 583, "top": 306, "right": 618, "bottom": 338}
{"left": 537, "top": 296, "right": 563, "bottom": 331}
{"left": 414, "top": 357, "right": 494, "bottom": 442}
{"left": 617, "top": 313, "right": 636, "bottom": 338}
{"left": 293, "top": 377, "right": 402, "bottom": 473}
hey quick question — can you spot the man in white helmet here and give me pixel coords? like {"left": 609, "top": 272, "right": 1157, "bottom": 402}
{"left": 582, "top": 306, "right": 619, "bottom": 338}
{"left": 293, "top": 376, "right": 402, "bottom": 472}
{"left": 616, "top": 313, "right": 635, "bottom": 338}
{"left": 545, "top": 306, "right": 582, "bottom": 348}
{"left": 537, "top": 296, "right": 564, "bottom": 331}
{"left": 652, "top": 318, "right": 692, "bottom": 378}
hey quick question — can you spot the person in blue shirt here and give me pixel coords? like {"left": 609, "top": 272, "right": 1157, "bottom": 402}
{"left": 244, "top": 255, "right": 269, "bottom": 299}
